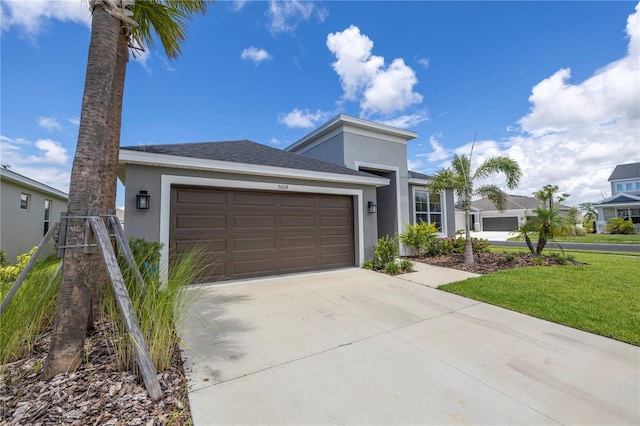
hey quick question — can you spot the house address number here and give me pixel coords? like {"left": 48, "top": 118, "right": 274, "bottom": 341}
{"left": 277, "top": 184, "right": 289, "bottom": 190}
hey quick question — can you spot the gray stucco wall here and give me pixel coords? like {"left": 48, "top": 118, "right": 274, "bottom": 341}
{"left": 296, "top": 133, "right": 345, "bottom": 167}
{"left": 0, "top": 180, "right": 67, "bottom": 262}
{"left": 122, "top": 164, "right": 381, "bottom": 263}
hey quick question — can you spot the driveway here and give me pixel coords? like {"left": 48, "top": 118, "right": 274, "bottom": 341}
{"left": 179, "top": 267, "right": 639, "bottom": 425}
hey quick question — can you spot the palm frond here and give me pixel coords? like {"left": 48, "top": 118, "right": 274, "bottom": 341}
{"left": 476, "top": 184, "right": 508, "bottom": 211}
{"left": 473, "top": 156, "right": 522, "bottom": 189}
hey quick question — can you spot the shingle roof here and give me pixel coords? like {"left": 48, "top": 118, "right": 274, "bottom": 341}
{"left": 408, "top": 170, "right": 432, "bottom": 180}
{"left": 470, "top": 194, "right": 571, "bottom": 211}
{"left": 608, "top": 162, "right": 640, "bottom": 181}
{"left": 121, "top": 140, "right": 376, "bottom": 178}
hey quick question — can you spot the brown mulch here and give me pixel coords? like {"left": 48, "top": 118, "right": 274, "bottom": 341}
{"left": 0, "top": 319, "right": 191, "bottom": 426}
{"left": 412, "top": 252, "right": 586, "bottom": 274}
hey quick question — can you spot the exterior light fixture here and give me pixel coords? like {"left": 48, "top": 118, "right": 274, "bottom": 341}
{"left": 136, "top": 190, "right": 150, "bottom": 210}
{"left": 368, "top": 201, "right": 378, "bottom": 214}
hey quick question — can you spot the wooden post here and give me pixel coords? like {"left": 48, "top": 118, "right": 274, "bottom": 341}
{"left": 88, "top": 217, "right": 162, "bottom": 399}
{"left": 0, "top": 222, "right": 59, "bottom": 316}
{"left": 108, "top": 216, "right": 146, "bottom": 294}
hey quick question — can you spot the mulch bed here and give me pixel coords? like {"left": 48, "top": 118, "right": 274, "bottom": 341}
{"left": 412, "top": 252, "right": 586, "bottom": 275}
{"left": 0, "top": 318, "right": 192, "bottom": 426}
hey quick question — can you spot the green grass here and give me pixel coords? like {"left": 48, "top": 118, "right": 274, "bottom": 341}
{"left": 0, "top": 257, "right": 61, "bottom": 364}
{"left": 440, "top": 251, "right": 640, "bottom": 346}
{"left": 508, "top": 233, "right": 640, "bottom": 244}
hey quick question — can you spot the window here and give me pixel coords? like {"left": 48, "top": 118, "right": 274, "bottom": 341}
{"left": 615, "top": 183, "right": 623, "bottom": 192}
{"left": 414, "top": 190, "right": 442, "bottom": 230}
{"left": 626, "top": 182, "right": 633, "bottom": 191}
{"left": 44, "top": 199, "right": 52, "bottom": 235}
{"left": 636, "top": 182, "right": 640, "bottom": 190}
{"left": 20, "top": 193, "right": 30, "bottom": 210}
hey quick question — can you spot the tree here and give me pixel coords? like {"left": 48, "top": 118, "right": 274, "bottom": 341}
{"left": 425, "top": 141, "right": 522, "bottom": 264}
{"left": 566, "top": 206, "right": 582, "bottom": 235}
{"left": 518, "top": 185, "right": 568, "bottom": 255}
{"left": 45, "top": 0, "right": 123, "bottom": 379}
{"left": 579, "top": 202, "right": 597, "bottom": 233}
{"left": 45, "top": 0, "right": 208, "bottom": 378}
{"left": 101, "top": 0, "right": 208, "bottom": 214}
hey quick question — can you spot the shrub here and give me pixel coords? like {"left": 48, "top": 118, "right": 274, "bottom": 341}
{"left": 373, "top": 235, "right": 399, "bottom": 267}
{"left": 0, "top": 246, "right": 37, "bottom": 284}
{"left": 398, "top": 221, "right": 439, "bottom": 256}
{"left": 432, "top": 237, "right": 491, "bottom": 256}
{"left": 605, "top": 217, "right": 636, "bottom": 235}
{"left": 504, "top": 251, "right": 517, "bottom": 263}
{"left": 362, "top": 237, "right": 413, "bottom": 275}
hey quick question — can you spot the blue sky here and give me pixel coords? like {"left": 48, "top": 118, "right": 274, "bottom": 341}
{"left": 2, "top": 0, "right": 639, "bottom": 208}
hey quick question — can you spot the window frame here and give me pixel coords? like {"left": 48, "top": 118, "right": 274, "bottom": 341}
{"left": 44, "top": 199, "right": 52, "bottom": 235}
{"left": 20, "top": 193, "right": 30, "bottom": 210}
{"left": 413, "top": 189, "right": 443, "bottom": 232}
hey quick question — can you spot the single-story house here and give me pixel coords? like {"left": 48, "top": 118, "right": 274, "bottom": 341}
{"left": 118, "top": 114, "right": 455, "bottom": 282}
{"left": 0, "top": 167, "right": 68, "bottom": 263}
{"left": 594, "top": 162, "right": 640, "bottom": 233}
{"left": 454, "top": 194, "right": 572, "bottom": 232}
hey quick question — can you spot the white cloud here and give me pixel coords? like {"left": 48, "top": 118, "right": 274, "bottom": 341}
{"left": 413, "top": 3, "right": 640, "bottom": 206}
{"left": 37, "top": 116, "right": 61, "bottom": 132}
{"left": 130, "top": 39, "right": 151, "bottom": 71}
{"left": 379, "top": 111, "right": 428, "bottom": 129}
{"left": 1, "top": 135, "right": 70, "bottom": 191}
{"left": 270, "top": 136, "right": 281, "bottom": 145}
{"left": 326, "top": 25, "right": 423, "bottom": 117}
{"left": 68, "top": 117, "right": 80, "bottom": 126}
{"left": 418, "top": 58, "right": 430, "bottom": 69}
{"left": 231, "top": 0, "right": 250, "bottom": 12}
{"left": 278, "top": 108, "right": 332, "bottom": 128}
{"left": 1, "top": 0, "right": 90, "bottom": 37}
{"left": 241, "top": 47, "right": 273, "bottom": 64}
{"left": 267, "top": 0, "right": 327, "bottom": 35}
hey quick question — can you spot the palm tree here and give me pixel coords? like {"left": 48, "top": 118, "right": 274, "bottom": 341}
{"left": 101, "top": 0, "right": 208, "bottom": 214}
{"left": 425, "top": 142, "right": 522, "bottom": 264}
{"left": 45, "top": 0, "right": 208, "bottom": 379}
{"left": 44, "top": 0, "right": 122, "bottom": 379}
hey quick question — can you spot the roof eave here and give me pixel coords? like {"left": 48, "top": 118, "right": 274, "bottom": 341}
{"left": 285, "top": 114, "right": 418, "bottom": 152}
{"left": 0, "top": 168, "right": 68, "bottom": 199}
{"left": 119, "top": 149, "right": 390, "bottom": 187}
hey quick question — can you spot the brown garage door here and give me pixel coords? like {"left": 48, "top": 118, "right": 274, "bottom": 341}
{"left": 170, "top": 186, "right": 355, "bottom": 282}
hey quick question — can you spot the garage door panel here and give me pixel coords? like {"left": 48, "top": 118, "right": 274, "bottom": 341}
{"left": 319, "top": 197, "right": 352, "bottom": 209}
{"left": 280, "top": 195, "right": 316, "bottom": 207}
{"left": 234, "top": 215, "right": 276, "bottom": 229}
{"left": 232, "top": 258, "right": 277, "bottom": 275}
{"left": 170, "top": 186, "right": 354, "bottom": 282}
{"left": 233, "top": 237, "right": 276, "bottom": 251}
{"left": 280, "top": 215, "right": 317, "bottom": 228}
{"left": 176, "top": 188, "right": 227, "bottom": 205}
{"left": 281, "top": 235, "right": 317, "bottom": 249}
{"left": 175, "top": 214, "right": 226, "bottom": 229}
{"left": 234, "top": 193, "right": 277, "bottom": 207}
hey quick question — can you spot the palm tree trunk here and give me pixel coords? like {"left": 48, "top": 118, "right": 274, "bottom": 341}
{"left": 44, "top": 5, "right": 120, "bottom": 379}
{"left": 102, "top": 32, "right": 129, "bottom": 214}
{"left": 464, "top": 206, "right": 474, "bottom": 264}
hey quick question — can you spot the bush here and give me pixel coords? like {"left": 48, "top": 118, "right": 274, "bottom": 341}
{"left": 398, "top": 221, "right": 439, "bottom": 256}
{"left": 605, "top": 217, "right": 636, "bottom": 234}
{"left": 361, "top": 236, "right": 413, "bottom": 275}
{"left": 432, "top": 237, "right": 491, "bottom": 256}
{"left": 0, "top": 246, "right": 37, "bottom": 284}
{"left": 373, "top": 235, "right": 399, "bottom": 267}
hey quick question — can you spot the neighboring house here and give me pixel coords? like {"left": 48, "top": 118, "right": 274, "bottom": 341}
{"left": 0, "top": 167, "right": 68, "bottom": 263}
{"left": 119, "top": 114, "right": 455, "bottom": 282}
{"left": 454, "top": 194, "right": 572, "bottom": 232}
{"left": 594, "top": 162, "right": 640, "bottom": 233}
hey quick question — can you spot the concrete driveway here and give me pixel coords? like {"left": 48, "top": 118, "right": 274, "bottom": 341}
{"left": 179, "top": 267, "right": 640, "bottom": 425}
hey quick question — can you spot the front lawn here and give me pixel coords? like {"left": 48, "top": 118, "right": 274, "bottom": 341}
{"left": 439, "top": 251, "right": 640, "bottom": 346}
{"left": 507, "top": 233, "right": 640, "bottom": 244}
